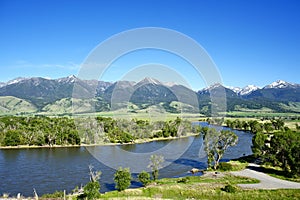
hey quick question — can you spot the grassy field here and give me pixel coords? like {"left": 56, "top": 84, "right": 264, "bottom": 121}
{"left": 97, "top": 174, "right": 300, "bottom": 200}
{"left": 0, "top": 96, "right": 37, "bottom": 115}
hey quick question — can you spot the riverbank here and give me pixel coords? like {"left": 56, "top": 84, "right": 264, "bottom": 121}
{"left": 98, "top": 172, "right": 300, "bottom": 200}
{"left": 0, "top": 132, "right": 200, "bottom": 150}
{"left": 47, "top": 170, "right": 300, "bottom": 199}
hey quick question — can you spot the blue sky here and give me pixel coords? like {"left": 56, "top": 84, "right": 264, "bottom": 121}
{"left": 0, "top": 0, "right": 299, "bottom": 90}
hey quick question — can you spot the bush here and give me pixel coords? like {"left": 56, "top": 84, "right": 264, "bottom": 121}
{"left": 177, "top": 177, "right": 190, "bottom": 183}
{"left": 138, "top": 171, "right": 151, "bottom": 186}
{"left": 41, "top": 191, "right": 64, "bottom": 198}
{"left": 218, "top": 162, "right": 233, "bottom": 171}
{"left": 82, "top": 181, "right": 100, "bottom": 199}
{"left": 4, "top": 130, "right": 22, "bottom": 146}
{"left": 221, "top": 184, "right": 237, "bottom": 193}
{"left": 114, "top": 167, "right": 132, "bottom": 191}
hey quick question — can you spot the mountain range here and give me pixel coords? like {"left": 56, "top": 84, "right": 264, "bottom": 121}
{"left": 0, "top": 76, "right": 299, "bottom": 115}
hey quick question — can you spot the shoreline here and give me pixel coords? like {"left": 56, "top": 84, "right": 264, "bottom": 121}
{"left": 0, "top": 132, "right": 201, "bottom": 150}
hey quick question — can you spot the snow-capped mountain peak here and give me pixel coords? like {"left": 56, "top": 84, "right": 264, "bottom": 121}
{"left": 264, "top": 80, "right": 291, "bottom": 89}
{"left": 7, "top": 77, "right": 28, "bottom": 85}
{"left": 239, "top": 85, "right": 260, "bottom": 95}
{"left": 136, "top": 77, "right": 162, "bottom": 86}
{"left": 57, "top": 75, "right": 78, "bottom": 83}
{"left": 228, "top": 86, "right": 242, "bottom": 94}
{"left": 0, "top": 82, "right": 5, "bottom": 88}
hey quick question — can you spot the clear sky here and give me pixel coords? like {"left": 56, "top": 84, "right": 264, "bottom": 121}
{"left": 0, "top": 0, "right": 299, "bottom": 90}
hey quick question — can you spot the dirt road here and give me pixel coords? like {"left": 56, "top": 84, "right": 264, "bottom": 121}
{"left": 231, "top": 163, "right": 300, "bottom": 189}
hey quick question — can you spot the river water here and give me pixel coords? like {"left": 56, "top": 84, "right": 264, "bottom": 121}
{"left": 0, "top": 124, "right": 253, "bottom": 196}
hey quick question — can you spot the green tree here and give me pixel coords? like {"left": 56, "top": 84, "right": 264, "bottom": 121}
{"left": 271, "top": 119, "right": 285, "bottom": 130}
{"left": 114, "top": 167, "right": 131, "bottom": 191}
{"left": 263, "top": 122, "right": 274, "bottom": 134}
{"left": 138, "top": 171, "right": 151, "bottom": 186}
{"left": 241, "top": 121, "right": 249, "bottom": 131}
{"left": 252, "top": 132, "right": 268, "bottom": 157}
{"left": 83, "top": 182, "right": 100, "bottom": 199}
{"left": 266, "top": 130, "right": 300, "bottom": 176}
{"left": 204, "top": 128, "right": 238, "bottom": 170}
{"left": 80, "top": 165, "right": 101, "bottom": 199}
{"left": 4, "top": 130, "right": 22, "bottom": 146}
{"left": 225, "top": 120, "right": 233, "bottom": 128}
{"left": 296, "top": 123, "right": 300, "bottom": 131}
{"left": 148, "top": 154, "right": 164, "bottom": 180}
{"left": 249, "top": 120, "right": 263, "bottom": 134}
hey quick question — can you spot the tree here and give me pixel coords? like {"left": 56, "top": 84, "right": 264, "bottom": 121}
{"left": 114, "top": 167, "right": 131, "bottom": 191}
{"left": 83, "top": 182, "right": 100, "bottom": 199}
{"left": 138, "top": 171, "right": 151, "bottom": 186}
{"left": 296, "top": 123, "right": 300, "bottom": 131}
{"left": 241, "top": 121, "right": 249, "bottom": 131}
{"left": 271, "top": 119, "right": 284, "bottom": 130}
{"left": 204, "top": 128, "right": 238, "bottom": 170}
{"left": 266, "top": 130, "right": 300, "bottom": 176}
{"left": 82, "top": 165, "right": 101, "bottom": 199}
{"left": 263, "top": 122, "right": 274, "bottom": 134}
{"left": 252, "top": 132, "right": 268, "bottom": 157}
{"left": 3, "top": 130, "right": 22, "bottom": 146}
{"left": 249, "top": 120, "right": 263, "bottom": 134}
{"left": 148, "top": 154, "right": 164, "bottom": 180}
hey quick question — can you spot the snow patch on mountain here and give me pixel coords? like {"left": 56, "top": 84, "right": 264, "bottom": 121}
{"left": 135, "top": 77, "right": 162, "bottom": 86}
{"left": 239, "top": 85, "right": 260, "bottom": 95}
{"left": 57, "top": 75, "right": 78, "bottom": 83}
{"left": 7, "top": 77, "right": 28, "bottom": 85}
{"left": 264, "top": 80, "right": 293, "bottom": 89}
{"left": 228, "top": 86, "right": 242, "bottom": 94}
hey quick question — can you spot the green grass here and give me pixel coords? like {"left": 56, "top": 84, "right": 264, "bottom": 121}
{"left": 217, "top": 161, "right": 249, "bottom": 171}
{"left": 225, "top": 111, "right": 299, "bottom": 118}
{"left": 98, "top": 174, "right": 300, "bottom": 200}
{"left": 280, "top": 102, "right": 300, "bottom": 113}
{"left": 0, "top": 96, "right": 37, "bottom": 115}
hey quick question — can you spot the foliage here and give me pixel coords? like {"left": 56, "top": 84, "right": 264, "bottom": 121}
{"left": 224, "top": 118, "right": 285, "bottom": 133}
{"left": 252, "top": 132, "right": 268, "bottom": 157}
{"left": 148, "top": 154, "right": 165, "bottom": 180}
{"left": 0, "top": 116, "right": 80, "bottom": 146}
{"left": 3, "top": 130, "right": 22, "bottom": 146}
{"left": 77, "top": 165, "right": 101, "bottom": 199}
{"left": 0, "top": 116, "right": 199, "bottom": 147}
{"left": 114, "top": 167, "right": 132, "bottom": 191}
{"left": 218, "top": 161, "right": 248, "bottom": 171}
{"left": 41, "top": 191, "right": 64, "bottom": 198}
{"left": 176, "top": 176, "right": 190, "bottom": 183}
{"left": 218, "top": 162, "right": 233, "bottom": 171}
{"left": 204, "top": 128, "right": 238, "bottom": 170}
{"left": 266, "top": 130, "right": 300, "bottom": 176}
{"left": 82, "top": 181, "right": 100, "bottom": 199}
{"left": 100, "top": 175, "right": 300, "bottom": 200}
{"left": 138, "top": 171, "right": 151, "bottom": 186}
{"left": 221, "top": 184, "right": 237, "bottom": 193}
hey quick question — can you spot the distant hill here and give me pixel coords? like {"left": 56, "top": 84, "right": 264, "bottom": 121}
{"left": 0, "top": 96, "right": 37, "bottom": 115}
{"left": 0, "top": 76, "right": 299, "bottom": 115}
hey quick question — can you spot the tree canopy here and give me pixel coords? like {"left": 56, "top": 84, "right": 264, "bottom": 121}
{"left": 204, "top": 128, "right": 238, "bottom": 170}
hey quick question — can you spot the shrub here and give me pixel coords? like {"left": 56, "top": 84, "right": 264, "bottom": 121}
{"left": 177, "top": 177, "right": 190, "bottom": 183}
{"left": 221, "top": 184, "right": 237, "bottom": 193}
{"left": 41, "top": 191, "right": 64, "bottom": 198}
{"left": 138, "top": 171, "right": 151, "bottom": 186}
{"left": 218, "top": 162, "right": 233, "bottom": 171}
{"left": 83, "top": 181, "right": 100, "bottom": 199}
{"left": 114, "top": 167, "right": 132, "bottom": 191}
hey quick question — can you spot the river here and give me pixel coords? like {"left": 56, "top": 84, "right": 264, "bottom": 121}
{"left": 0, "top": 123, "right": 253, "bottom": 197}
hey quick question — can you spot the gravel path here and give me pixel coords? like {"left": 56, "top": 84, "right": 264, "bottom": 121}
{"left": 230, "top": 163, "right": 300, "bottom": 189}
